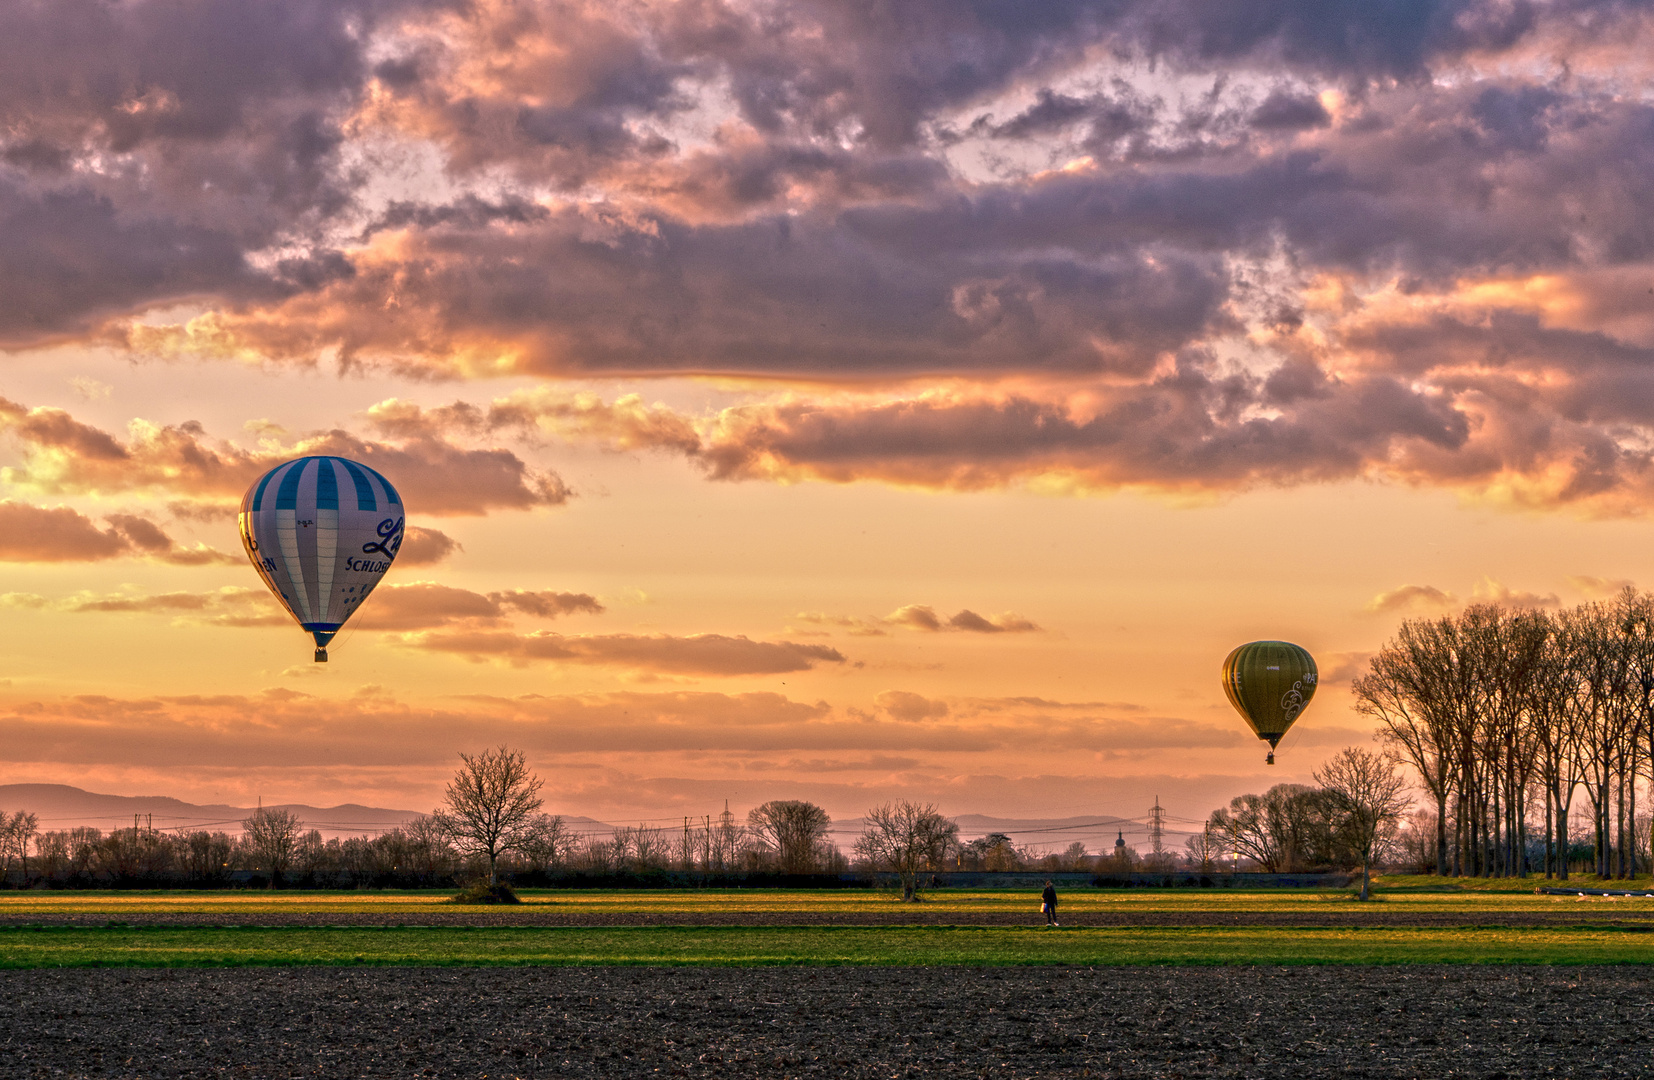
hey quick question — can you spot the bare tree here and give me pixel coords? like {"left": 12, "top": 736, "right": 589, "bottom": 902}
{"left": 1, "top": 811, "right": 38, "bottom": 882}
{"left": 435, "top": 746, "right": 544, "bottom": 885}
{"left": 578, "top": 833, "right": 620, "bottom": 874}
{"left": 747, "top": 800, "right": 833, "bottom": 874}
{"left": 1355, "top": 617, "right": 1467, "bottom": 876}
{"left": 1206, "top": 785, "right": 1337, "bottom": 872}
{"left": 1060, "top": 841, "right": 1092, "bottom": 871}
{"left": 181, "top": 831, "right": 234, "bottom": 883}
{"left": 608, "top": 824, "right": 671, "bottom": 872}
{"left": 1184, "top": 827, "right": 1219, "bottom": 871}
{"left": 1315, "top": 747, "right": 1411, "bottom": 900}
{"left": 34, "top": 830, "right": 69, "bottom": 881}
{"left": 293, "top": 829, "right": 329, "bottom": 884}
{"left": 405, "top": 814, "right": 456, "bottom": 883}
{"left": 854, "top": 801, "right": 958, "bottom": 901}
{"left": 960, "top": 833, "right": 1021, "bottom": 871}
{"left": 517, "top": 813, "right": 570, "bottom": 876}
{"left": 68, "top": 827, "right": 99, "bottom": 880}
{"left": 242, "top": 807, "right": 303, "bottom": 887}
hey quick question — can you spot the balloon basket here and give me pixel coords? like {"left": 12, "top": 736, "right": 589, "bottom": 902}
{"left": 315, "top": 648, "right": 328, "bottom": 663}
{"left": 1265, "top": 751, "right": 1274, "bottom": 765}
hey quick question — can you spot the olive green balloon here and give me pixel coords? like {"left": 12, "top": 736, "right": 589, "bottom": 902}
{"left": 1222, "top": 641, "right": 1318, "bottom": 762}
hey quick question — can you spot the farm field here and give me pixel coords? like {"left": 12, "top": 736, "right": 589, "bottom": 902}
{"left": 3, "top": 879, "right": 1654, "bottom": 968}
{"left": 5, "top": 922, "right": 1654, "bottom": 967}
{"left": 2, "top": 877, "right": 1653, "bottom": 927}
{"left": 11, "top": 964, "right": 1651, "bottom": 1079}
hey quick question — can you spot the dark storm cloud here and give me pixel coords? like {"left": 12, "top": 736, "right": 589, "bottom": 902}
{"left": 164, "top": 203, "right": 1235, "bottom": 377}
{"left": 0, "top": 0, "right": 1625, "bottom": 350}
{"left": 670, "top": 0, "right": 1536, "bottom": 152}
{"left": 1250, "top": 89, "right": 1332, "bottom": 130}
{"left": 1126, "top": 0, "right": 1540, "bottom": 77}
{"left": 183, "top": 76, "right": 1654, "bottom": 381}
{"left": 0, "top": 183, "right": 252, "bottom": 345}
{"left": 690, "top": 366, "right": 1470, "bottom": 490}
{"left": 0, "top": 0, "right": 445, "bottom": 339}
{"left": 5, "top": 0, "right": 1654, "bottom": 509}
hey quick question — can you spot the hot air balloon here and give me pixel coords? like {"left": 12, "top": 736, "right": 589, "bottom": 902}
{"left": 239, "top": 456, "right": 404, "bottom": 663}
{"left": 1222, "top": 640, "right": 1317, "bottom": 765}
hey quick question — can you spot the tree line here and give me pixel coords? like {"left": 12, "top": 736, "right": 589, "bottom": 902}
{"left": 0, "top": 743, "right": 1428, "bottom": 893}
{"left": 1354, "top": 589, "right": 1654, "bottom": 879}
{"left": 0, "top": 746, "right": 1199, "bottom": 892}
{"left": 0, "top": 749, "right": 956, "bottom": 893}
{"left": 1199, "top": 747, "right": 1410, "bottom": 898}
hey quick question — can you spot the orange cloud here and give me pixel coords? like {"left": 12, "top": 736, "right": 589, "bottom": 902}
{"left": 875, "top": 690, "right": 949, "bottom": 722}
{"left": 884, "top": 604, "right": 1040, "bottom": 633}
{"left": 946, "top": 609, "right": 1040, "bottom": 633}
{"left": 23, "top": 586, "right": 287, "bottom": 626}
{"left": 0, "top": 397, "right": 567, "bottom": 516}
{"left": 885, "top": 604, "right": 943, "bottom": 631}
{"left": 0, "top": 689, "right": 1246, "bottom": 771}
{"left": 0, "top": 501, "right": 236, "bottom": 565}
{"left": 798, "top": 603, "right": 1041, "bottom": 635}
{"left": 396, "top": 526, "right": 461, "bottom": 566}
{"left": 1569, "top": 575, "right": 1636, "bottom": 599}
{"left": 0, "top": 501, "right": 126, "bottom": 561}
{"left": 1470, "top": 577, "right": 1560, "bottom": 610}
{"left": 27, "top": 580, "right": 605, "bottom": 632}
{"left": 398, "top": 629, "right": 845, "bottom": 675}
{"left": 1364, "top": 584, "right": 1458, "bottom": 614}
{"left": 368, "top": 390, "right": 702, "bottom": 456}
{"left": 791, "top": 612, "right": 888, "bottom": 637}
{"left": 356, "top": 582, "right": 604, "bottom": 630}
{"left": 357, "top": 350, "right": 1654, "bottom": 514}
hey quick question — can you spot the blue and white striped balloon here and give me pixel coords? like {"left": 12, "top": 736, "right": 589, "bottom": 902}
{"left": 239, "top": 456, "right": 405, "bottom": 662}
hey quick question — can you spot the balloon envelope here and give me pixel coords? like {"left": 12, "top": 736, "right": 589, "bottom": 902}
{"left": 1222, "top": 640, "right": 1317, "bottom": 755}
{"left": 239, "top": 456, "right": 404, "bottom": 661}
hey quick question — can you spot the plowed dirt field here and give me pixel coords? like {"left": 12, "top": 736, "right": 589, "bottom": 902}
{"left": 3, "top": 965, "right": 1647, "bottom": 1078}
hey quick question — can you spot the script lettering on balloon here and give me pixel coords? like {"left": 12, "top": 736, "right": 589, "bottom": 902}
{"left": 1280, "top": 682, "right": 1306, "bottom": 724}
{"left": 361, "top": 517, "right": 404, "bottom": 558}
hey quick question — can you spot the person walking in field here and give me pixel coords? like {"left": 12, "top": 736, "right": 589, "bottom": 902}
{"left": 1042, "top": 880, "right": 1058, "bottom": 926}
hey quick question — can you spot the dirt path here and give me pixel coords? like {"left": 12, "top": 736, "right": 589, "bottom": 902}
{"left": 1, "top": 965, "right": 1646, "bottom": 1078}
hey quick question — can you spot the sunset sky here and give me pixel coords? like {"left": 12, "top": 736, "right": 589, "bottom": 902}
{"left": 2, "top": 0, "right": 1653, "bottom": 834}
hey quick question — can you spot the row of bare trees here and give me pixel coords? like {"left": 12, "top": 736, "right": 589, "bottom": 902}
{"left": 0, "top": 743, "right": 1205, "bottom": 892}
{"left": 1202, "top": 748, "right": 1410, "bottom": 898}
{"left": 1355, "top": 590, "right": 1654, "bottom": 879}
{"left": 10, "top": 817, "right": 453, "bottom": 887}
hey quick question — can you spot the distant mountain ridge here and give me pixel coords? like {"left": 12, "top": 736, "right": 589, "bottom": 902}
{"left": 0, "top": 783, "right": 423, "bottom": 839}
{"left": 0, "top": 784, "right": 1194, "bottom": 851}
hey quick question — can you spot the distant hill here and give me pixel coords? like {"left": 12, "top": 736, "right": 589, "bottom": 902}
{"left": 0, "top": 783, "right": 425, "bottom": 839}
{"left": 0, "top": 783, "right": 620, "bottom": 841}
{"left": 0, "top": 784, "right": 1194, "bottom": 854}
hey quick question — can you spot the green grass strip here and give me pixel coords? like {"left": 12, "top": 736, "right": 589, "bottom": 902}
{"left": 6, "top": 884, "right": 1649, "bottom": 917}
{"left": 4, "top": 924, "right": 1654, "bottom": 968}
